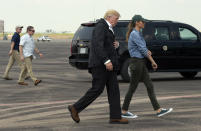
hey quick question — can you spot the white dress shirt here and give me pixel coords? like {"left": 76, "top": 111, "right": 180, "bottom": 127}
{"left": 20, "top": 34, "right": 35, "bottom": 58}
{"left": 105, "top": 19, "right": 114, "bottom": 34}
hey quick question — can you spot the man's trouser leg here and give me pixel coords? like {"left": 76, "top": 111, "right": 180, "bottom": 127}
{"left": 106, "top": 71, "right": 122, "bottom": 119}
{"left": 74, "top": 67, "right": 107, "bottom": 113}
{"left": 10, "top": 51, "right": 26, "bottom": 83}
{"left": 3, "top": 53, "right": 15, "bottom": 78}
{"left": 142, "top": 64, "right": 160, "bottom": 110}
{"left": 18, "top": 63, "right": 27, "bottom": 83}
{"left": 24, "top": 56, "right": 37, "bottom": 82}
{"left": 122, "top": 58, "right": 143, "bottom": 111}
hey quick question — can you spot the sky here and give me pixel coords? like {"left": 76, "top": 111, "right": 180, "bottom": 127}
{"left": 0, "top": 0, "right": 200, "bottom": 33}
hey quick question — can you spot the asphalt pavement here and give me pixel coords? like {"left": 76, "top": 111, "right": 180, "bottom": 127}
{"left": 0, "top": 40, "right": 201, "bottom": 131}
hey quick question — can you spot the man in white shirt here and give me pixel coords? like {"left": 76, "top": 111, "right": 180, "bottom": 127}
{"left": 19, "top": 26, "right": 43, "bottom": 86}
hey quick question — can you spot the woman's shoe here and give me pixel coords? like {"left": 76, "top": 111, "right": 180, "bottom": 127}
{"left": 122, "top": 111, "right": 138, "bottom": 119}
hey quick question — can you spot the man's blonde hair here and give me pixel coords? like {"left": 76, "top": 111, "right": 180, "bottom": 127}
{"left": 104, "top": 9, "right": 120, "bottom": 19}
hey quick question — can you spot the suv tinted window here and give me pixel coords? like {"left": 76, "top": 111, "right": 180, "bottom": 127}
{"left": 113, "top": 26, "right": 127, "bottom": 39}
{"left": 154, "top": 27, "right": 170, "bottom": 41}
{"left": 73, "top": 23, "right": 128, "bottom": 41}
{"left": 143, "top": 25, "right": 155, "bottom": 41}
{"left": 179, "top": 27, "right": 197, "bottom": 41}
{"left": 73, "top": 26, "right": 94, "bottom": 40}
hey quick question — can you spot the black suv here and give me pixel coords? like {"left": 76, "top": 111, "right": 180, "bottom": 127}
{"left": 69, "top": 20, "right": 201, "bottom": 82}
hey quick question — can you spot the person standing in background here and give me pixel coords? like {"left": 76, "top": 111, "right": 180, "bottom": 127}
{"left": 19, "top": 26, "right": 43, "bottom": 86}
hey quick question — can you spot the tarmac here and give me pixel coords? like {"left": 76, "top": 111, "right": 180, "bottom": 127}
{"left": 0, "top": 40, "right": 201, "bottom": 131}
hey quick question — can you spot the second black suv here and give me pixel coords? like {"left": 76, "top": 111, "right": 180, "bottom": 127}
{"left": 69, "top": 20, "right": 201, "bottom": 82}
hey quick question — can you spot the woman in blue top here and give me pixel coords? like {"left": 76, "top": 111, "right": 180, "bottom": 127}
{"left": 121, "top": 15, "right": 173, "bottom": 118}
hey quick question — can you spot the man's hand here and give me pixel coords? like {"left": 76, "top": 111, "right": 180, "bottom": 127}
{"left": 105, "top": 62, "right": 113, "bottom": 71}
{"left": 39, "top": 53, "right": 43, "bottom": 58}
{"left": 113, "top": 41, "right": 119, "bottom": 49}
{"left": 8, "top": 50, "right": 13, "bottom": 56}
{"left": 152, "top": 62, "right": 158, "bottom": 71}
{"left": 20, "top": 55, "right": 24, "bottom": 61}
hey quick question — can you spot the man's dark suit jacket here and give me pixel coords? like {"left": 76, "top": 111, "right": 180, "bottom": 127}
{"left": 88, "top": 19, "right": 119, "bottom": 70}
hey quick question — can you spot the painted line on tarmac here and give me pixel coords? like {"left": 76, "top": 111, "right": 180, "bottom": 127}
{"left": 0, "top": 93, "right": 201, "bottom": 107}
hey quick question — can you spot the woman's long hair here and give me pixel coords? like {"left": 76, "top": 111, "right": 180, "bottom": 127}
{"left": 126, "top": 21, "right": 135, "bottom": 42}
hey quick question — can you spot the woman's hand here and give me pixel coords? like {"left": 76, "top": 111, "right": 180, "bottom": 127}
{"left": 148, "top": 50, "right": 152, "bottom": 56}
{"left": 152, "top": 62, "right": 158, "bottom": 71}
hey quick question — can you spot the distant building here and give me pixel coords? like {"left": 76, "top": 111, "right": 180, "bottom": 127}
{"left": 0, "top": 20, "right": 4, "bottom": 33}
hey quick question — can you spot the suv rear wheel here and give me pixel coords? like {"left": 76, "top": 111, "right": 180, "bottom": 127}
{"left": 179, "top": 72, "right": 198, "bottom": 79}
{"left": 120, "top": 59, "right": 131, "bottom": 82}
